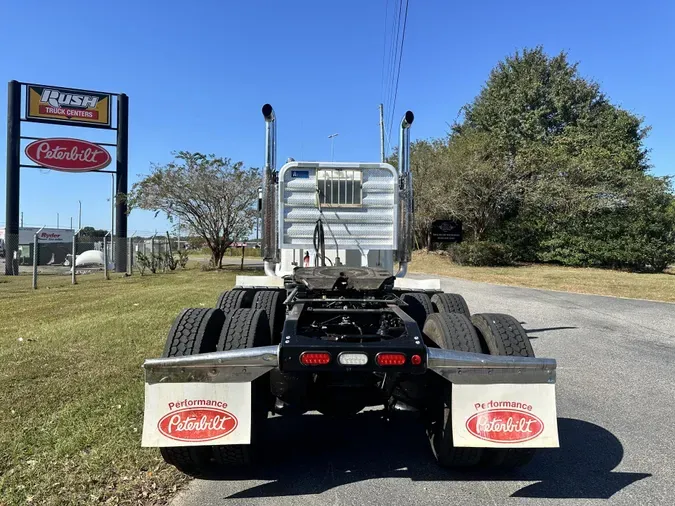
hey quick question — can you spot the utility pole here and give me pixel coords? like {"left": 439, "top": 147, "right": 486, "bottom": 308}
{"left": 20, "top": 211, "right": 23, "bottom": 228}
{"left": 379, "top": 103, "right": 385, "bottom": 162}
{"left": 70, "top": 217, "right": 73, "bottom": 230}
{"left": 78, "top": 200, "right": 82, "bottom": 231}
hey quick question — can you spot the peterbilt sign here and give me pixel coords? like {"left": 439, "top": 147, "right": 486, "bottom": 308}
{"left": 25, "top": 85, "right": 111, "bottom": 127}
{"left": 24, "top": 138, "right": 111, "bottom": 172}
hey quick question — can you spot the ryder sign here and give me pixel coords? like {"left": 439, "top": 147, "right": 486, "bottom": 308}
{"left": 25, "top": 138, "right": 111, "bottom": 172}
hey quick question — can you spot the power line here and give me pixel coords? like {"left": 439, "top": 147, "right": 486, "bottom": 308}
{"left": 385, "top": 0, "right": 404, "bottom": 136}
{"left": 380, "top": 0, "right": 392, "bottom": 100}
{"left": 381, "top": 0, "right": 404, "bottom": 158}
{"left": 387, "top": 0, "right": 410, "bottom": 146}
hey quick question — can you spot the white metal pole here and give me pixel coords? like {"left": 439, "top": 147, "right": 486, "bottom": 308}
{"left": 72, "top": 229, "right": 80, "bottom": 284}
{"left": 103, "top": 231, "right": 111, "bottom": 280}
{"left": 32, "top": 226, "right": 45, "bottom": 290}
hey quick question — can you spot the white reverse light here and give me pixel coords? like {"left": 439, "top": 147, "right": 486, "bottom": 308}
{"left": 338, "top": 353, "right": 368, "bottom": 366}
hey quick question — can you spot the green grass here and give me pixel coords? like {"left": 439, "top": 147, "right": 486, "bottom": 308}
{"left": 410, "top": 251, "right": 675, "bottom": 303}
{"left": 0, "top": 268, "right": 244, "bottom": 505}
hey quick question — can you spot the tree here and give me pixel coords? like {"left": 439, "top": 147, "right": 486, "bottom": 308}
{"left": 128, "top": 151, "right": 261, "bottom": 268}
{"left": 406, "top": 132, "right": 520, "bottom": 248}
{"left": 79, "top": 226, "right": 109, "bottom": 238}
{"left": 441, "top": 46, "right": 674, "bottom": 271}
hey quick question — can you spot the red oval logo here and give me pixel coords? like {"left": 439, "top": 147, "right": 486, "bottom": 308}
{"left": 466, "top": 409, "right": 544, "bottom": 443}
{"left": 24, "top": 138, "right": 111, "bottom": 172}
{"left": 157, "top": 407, "right": 238, "bottom": 442}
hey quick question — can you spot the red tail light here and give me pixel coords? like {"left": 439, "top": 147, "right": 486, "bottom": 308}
{"left": 300, "top": 352, "right": 331, "bottom": 366}
{"left": 411, "top": 354, "right": 422, "bottom": 366}
{"left": 376, "top": 352, "right": 406, "bottom": 366}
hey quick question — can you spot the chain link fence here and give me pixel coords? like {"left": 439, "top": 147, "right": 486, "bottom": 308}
{"left": 1, "top": 231, "right": 266, "bottom": 288}
{"left": 1, "top": 232, "right": 190, "bottom": 285}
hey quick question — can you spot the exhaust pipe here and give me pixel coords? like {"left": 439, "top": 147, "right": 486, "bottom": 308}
{"left": 262, "top": 104, "right": 279, "bottom": 268}
{"left": 396, "top": 111, "right": 414, "bottom": 277}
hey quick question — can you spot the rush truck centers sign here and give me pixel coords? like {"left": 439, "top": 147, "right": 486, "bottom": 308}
{"left": 25, "top": 85, "right": 111, "bottom": 127}
{"left": 25, "top": 138, "right": 112, "bottom": 172}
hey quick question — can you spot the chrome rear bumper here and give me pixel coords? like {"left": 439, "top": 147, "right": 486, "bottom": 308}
{"left": 143, "top": 345, "right": 555, "bottom": 385}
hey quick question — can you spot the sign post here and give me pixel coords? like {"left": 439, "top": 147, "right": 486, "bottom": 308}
{"left": 5, "top": 81, "right": 21, "bottom": 275}
{"left": 115, "top": 94, "right": 129, "bottom": 273}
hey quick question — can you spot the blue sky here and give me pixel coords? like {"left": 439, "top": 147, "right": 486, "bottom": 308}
{"left": 1, "top": 0, "right": 673, "bottom": 234}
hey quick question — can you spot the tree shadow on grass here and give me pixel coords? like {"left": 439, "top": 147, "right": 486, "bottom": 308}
{"left": 197, "top": 411, "right": 650, "bottom": 500}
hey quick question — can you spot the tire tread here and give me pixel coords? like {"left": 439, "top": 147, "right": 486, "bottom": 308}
{"left": 431, "top": 293, "right": 471, "bottom": 319}
{"left": 471, "top": 313, "right": 537, "bottom": 469}
{"left": 423, "top": 312, "right": 483, "bottom": 468}
{"left": 160, "top": 308, "right": 224, "bottom": 474}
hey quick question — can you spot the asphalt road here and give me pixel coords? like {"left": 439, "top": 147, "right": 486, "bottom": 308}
{"left": 170, "top": 274, "right": 675, "bottom": 506}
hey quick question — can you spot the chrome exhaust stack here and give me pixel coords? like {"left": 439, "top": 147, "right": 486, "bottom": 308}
{"left": 396, "top": 110, "right": 414, "bottom": 277}
{"left": 262, "top": 104, "right": 279, "bottom": 274}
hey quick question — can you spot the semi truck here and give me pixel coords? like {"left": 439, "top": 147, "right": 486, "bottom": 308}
{"left": 141, "top": 105, "right": 559, "bottom": 475}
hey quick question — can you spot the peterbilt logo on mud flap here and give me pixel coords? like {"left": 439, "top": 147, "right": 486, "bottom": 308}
{"left": 466, "top": 409, "right": 544, "bottom": 443}
{"left": 158, "top": 407, "right": 238, "bottom": 442}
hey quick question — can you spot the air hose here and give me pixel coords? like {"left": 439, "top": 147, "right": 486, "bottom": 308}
{"left": 313, "top": 219, "right": 331, "bottom": 266}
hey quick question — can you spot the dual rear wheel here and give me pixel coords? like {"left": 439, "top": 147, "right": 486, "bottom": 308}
{"left": 402, "top": 291, "right": 538, "bottom": 470}
{"left": 159, "top": 288, "right": 283, "bottom": 475}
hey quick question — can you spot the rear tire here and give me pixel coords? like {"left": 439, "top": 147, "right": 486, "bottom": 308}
{"left": 216, "top": 289, "right": 256, "bottom": 314}
{"left": 471, "top": 313, "right": 537, "bottom": 470}
{"left": 251, "top": 290, "right": 285, "bottom": 344}
{"left": 211, "top": 308, "right": 272, "bottom": 468}
{"left": 401, "top": 292, "right": 434, "bottom": 330}
{"left": 431, "top": 293, "right": 471, "bottom": 319}
{"left": 159, "top": 308, "right": 225, "bottom": 475}
{"left": 422, "top": 312, "right": 483, "bottom": 468}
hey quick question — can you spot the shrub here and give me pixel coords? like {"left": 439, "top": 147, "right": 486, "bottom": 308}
{"left": 178, "top": 250, "right": 189, "bottom": 268}
{"left": 445, "top": 241, "right": 513, "bottom": 266}
{"left": 136, "top": 252, "right": 150, "bottom": 275}
{"left": 163, "top": 251, "right": 178, "bottom": 271}
{"left": 200, "top": 259, "right": 217, "bottom": 271}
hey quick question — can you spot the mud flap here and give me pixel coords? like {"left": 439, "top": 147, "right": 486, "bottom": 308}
{"left": 450, "top": 383, "right": 559, "bottom": 448}
{"left": 141, "top": 382, "right": 252, "bottom": 447}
